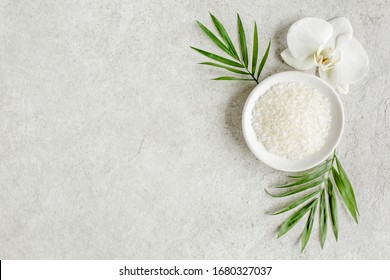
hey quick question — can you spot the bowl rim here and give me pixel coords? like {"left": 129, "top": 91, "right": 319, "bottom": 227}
{"left": 241, "top": 71, "right": 345, "bottom": 172}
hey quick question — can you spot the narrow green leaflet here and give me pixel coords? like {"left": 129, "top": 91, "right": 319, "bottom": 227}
{"left": 209, "top": 13, "right": 239, "bottom": 59}
{"left": 270, "top": 189, "right": 321, "bottom": 215}
{"left": 267, "top": 178, "right": 325, "bottom": 197}
{"left": 213, "top": 76, "right": 253, "bottom": 81}
{"left": 332, "top": 167, "right": 359, "bottom": 223}
{"left": 288, "top": 159, "right": 332, "bottom": 179}
{"left": 319, "top": 189, "right": 328, "bottom": 248}
{"left": 256, "top": 39, "right": 271, "bottom": 80}
{"left": 251, "top": 22, "right": 258, "bottom": 74}
{"left": 237, "top": 14, "right": 248, "bottom": 67}
{"left": 327, "top": 178, "right": 339, "bottom": 241}
{"left": 301, "top": 200, "right": 318, "bottom": 252}
{"left": 278, "top": 199, "right": 317, "bottom": 238}
{"left": 335, "top": 157, "right": 359, "bottom": 215}
{"left": 276, "top": 165, "right": 330, "bottom": 188}
{"left": 191, "top": 47, "right": 244, "bottom": 68}
{"left": 199, "top": 62, "right": 250, "bottom": 75}
{"left": 196, "top": 21, "right": 235, "bottom": 58}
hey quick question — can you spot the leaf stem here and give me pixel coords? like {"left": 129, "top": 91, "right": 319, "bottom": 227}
{"left": 327, "top": 149, "right": 337, "bottom": 178}
{"left": 246, "top": 67, "right": 259, "bottom": 84}
{"left": 229, "top": 51, "right": 258, "bottom": 83}
{"left": 231, "top": 57, "right": 259, "bottom": 83}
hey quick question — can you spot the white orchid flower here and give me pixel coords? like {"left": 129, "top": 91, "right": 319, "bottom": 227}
{"left": 281, "top": 17, "right": 369, "bottom": 94}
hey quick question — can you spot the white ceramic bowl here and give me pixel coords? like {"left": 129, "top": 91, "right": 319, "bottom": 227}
{"left": 242, "top": 71, "right": 344, "bottom": 172}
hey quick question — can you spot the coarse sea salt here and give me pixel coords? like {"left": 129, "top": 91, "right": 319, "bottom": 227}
{"left": 252, "top": 81, "right": 331, "bottom": 160}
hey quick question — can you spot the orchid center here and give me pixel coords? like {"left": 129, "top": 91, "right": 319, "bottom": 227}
{"left": 314, "top": 47, "right": 340, "bottom": 71}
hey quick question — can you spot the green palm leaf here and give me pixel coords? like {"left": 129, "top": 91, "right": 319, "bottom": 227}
{"left": 301, "top": 199, "right": 318, "bottom": 252}
{"left": 327, "top": 179, "right": 339, "bottom": 241}
{"left": 199, "top": 62, "right": 250, "bottom": 75}
{"left": 276, "top": 165, "right": 330, "bottom": 188}
{"left": 319, "top": 189, "right": 328, "bottom": 248}
{"left": 332, "top": 167, "right": 358, "bottom": 223}
{"left": 213, "top": 76, "right": 253, "bottom": 81}
{"left": 192, "top": 14, "right": 270, "bottom": 84}
{"left": 256, "top": 39, "right": 271, "bottom": 80}
{"left": 196, "top": 21, "right": 236, "bottom": 58}
{"left": 335, "top": 157, "right": 359, "bottom": 215}
{"left": 288, "top": 159, "right": 332, "bottom": 179}
{"left": 237, "top": 14, "right": 248, "bottom": 67}
{"left": 209, "top": 13, "right": 239, "bottom": 59}
{"left": 191, "top": 47, "right": 244, "bottom": 68}
{"left": 278, "top": 199, "right": 317, "bottom": 238}
{"left": 270, "top": 189, "right": 321, "bottom": 215}
{"left": 252, "top": 22, "right": 259, "bottom": 74}
{"left": 267, "top": 178, "right": 325, "bottom": 197}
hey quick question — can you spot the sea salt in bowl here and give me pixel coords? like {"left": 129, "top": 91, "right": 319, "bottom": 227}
{"left": 242, "top": 71, "right": 344, "bottom": 172}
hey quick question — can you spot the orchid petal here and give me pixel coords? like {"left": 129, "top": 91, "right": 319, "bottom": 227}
{"left": 319, "top": 69, "right": 350, "bottom": 94}
{"left": 319, "top": 68, "right": 336, "bottom": 87}
{"left": 287, "top": 17, "right": 333, "bottom": 61}
{"left": 333, "top": 31, "right": 354, "bottom": 50}
{"left": 281, "top": 49, "right": 316, "bottom": 70}
{"left": 327, "top": 17, "right": 353, "bottom": 47}
{"left": 333, "top": 34, "right": 369, "bottom": 84}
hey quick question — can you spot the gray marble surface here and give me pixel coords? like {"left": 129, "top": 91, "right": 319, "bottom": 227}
{"left": 0, "top": 0, "right": 389, "bottom": 259}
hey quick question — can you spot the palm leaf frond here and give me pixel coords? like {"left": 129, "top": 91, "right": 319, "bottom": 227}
{"left": 335, "top": 157, "right": 359, "bottom": 215}
{"left": 319, "top": 189, "right": 328, "bottom": 248}
{"left": 237, "top": 14, "right": 248, "bottom": 67}
{"left": 191, "top": 47, "right": 244, "bottom": 68}
{"left": 209, "top": 13, "right": 239, "bottom": 59}
{"left": 213, "top": 76, "right": 253, "bottom": 81}
{"left": 301, "top": 199, "right": 318, "bottom": 252}
{"left": 266, "top": 151, "right": 359, "bottom": 251}
{"left": 327, "top": 178, "right": 339, "bottom": 241}
{"left": 192, "top": 14, "right": 271, "bottom": 83}
{"left": 196, "top": 21, "right": 236, "bottom": 58}
{"left": 332, "top": 167, "right": 359, "bottom": 223}
{"left": 199, "top": 62, "right": 250, "bottom": 75}
{"left": 267, "top": 178, "right": 326, "bottom": 197}
{"left": 256, "top": 39, "right": 271, "bottom": 80}
{"left": 278, "top": 199, "right": 317, "bottom": 238}
{"left": 252, "top": 22, "right": 259, "bottom": 74}
{"left": 270, "top": 189, "right": 321, "bottom": 215}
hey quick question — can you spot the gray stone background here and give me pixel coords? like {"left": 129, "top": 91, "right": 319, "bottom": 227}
{"left": 0, "top": 0, "right": 389, "bottom": 259}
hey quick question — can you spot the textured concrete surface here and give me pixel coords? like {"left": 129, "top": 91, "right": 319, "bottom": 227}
{"left": 0, "top": 0, "right": 389, "bottom": 259}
